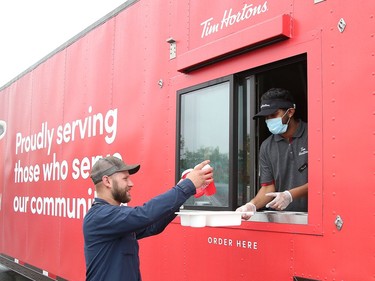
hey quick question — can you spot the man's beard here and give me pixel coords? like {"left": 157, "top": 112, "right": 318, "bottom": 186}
{"left": 111, "top": 180, "right": 131, "bottom": 204}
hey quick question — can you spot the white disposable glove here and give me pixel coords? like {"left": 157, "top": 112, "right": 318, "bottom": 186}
{"left": 265, "top": 190, "right": 292, "bottom": 210}
{"left": 236, "top": 202, "right": 256, "bottom": 220}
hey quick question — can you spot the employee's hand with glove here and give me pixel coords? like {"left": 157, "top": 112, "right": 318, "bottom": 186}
{"left": 236, "top": 202, "right": 256, "bottom": 220}
{"left": 265, "top": 190, "right": 292, "bottom": 210}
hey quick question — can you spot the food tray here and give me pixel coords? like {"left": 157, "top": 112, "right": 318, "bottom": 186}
{"left": 175, "top": 211, "right": 252, "bottom": 228}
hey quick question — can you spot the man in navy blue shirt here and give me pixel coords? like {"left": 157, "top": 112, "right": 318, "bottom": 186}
{"left": 83, "top": 156, "right": 213, "bottom": 281}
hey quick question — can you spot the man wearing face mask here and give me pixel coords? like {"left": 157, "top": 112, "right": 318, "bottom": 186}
{"left": 237, "top": 88, "right": 308, "bottom": 218}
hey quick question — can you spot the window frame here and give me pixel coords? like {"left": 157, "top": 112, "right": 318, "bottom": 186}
{"left": 176, "top": 76, "right": 237, "bottom": 211}
{"left": 176, "top": 34, "right": 323, "bottom": 235}
{"left": 235, "top": 54, "right": 308, "bottom": 207}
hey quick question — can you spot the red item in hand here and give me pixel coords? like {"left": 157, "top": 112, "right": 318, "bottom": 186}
{"left": 181, "top": 164, "right": 216, "bottom": 198}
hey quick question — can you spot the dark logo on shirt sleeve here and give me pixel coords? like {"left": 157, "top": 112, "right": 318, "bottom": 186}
{"left": 298, "top": 163, "right": 308, "bottom": 173}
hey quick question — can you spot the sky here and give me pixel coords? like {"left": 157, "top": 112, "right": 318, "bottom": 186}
{"left": 0, "top": 0, "right": 128, "bottom": 88}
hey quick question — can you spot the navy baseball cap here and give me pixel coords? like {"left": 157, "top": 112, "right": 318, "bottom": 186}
{"left": 253, "top": 99, "right": 295, "bottom": 119}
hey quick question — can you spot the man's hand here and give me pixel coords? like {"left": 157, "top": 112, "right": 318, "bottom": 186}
{"left": 186, "top": 160, "right": 213, "bottom": 189}
{"left": 236, "top": 202, "right": 256, "bottom": 220}
{"left": 265, "top": 190, "right": 292, "bottom": 210}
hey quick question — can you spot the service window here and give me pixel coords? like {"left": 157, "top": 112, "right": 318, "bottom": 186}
{"left": 177, "top": 80, "right": 232, "bottom": 210}
{"left": 177, "top": 54, "right": 308, "bottom": 221}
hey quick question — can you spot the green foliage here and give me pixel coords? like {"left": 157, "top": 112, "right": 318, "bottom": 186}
{"left": 180, "top": 146, "right": 229, "bottom": 183}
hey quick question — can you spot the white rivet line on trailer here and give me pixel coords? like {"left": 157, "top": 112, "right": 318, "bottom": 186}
{"left": 11, "top": 256, "right": 58, "bottom": 279}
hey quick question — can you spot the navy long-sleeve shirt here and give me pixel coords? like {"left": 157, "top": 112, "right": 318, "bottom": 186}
{"left": 83, "top": 179, "right": 196, "bottom": 281}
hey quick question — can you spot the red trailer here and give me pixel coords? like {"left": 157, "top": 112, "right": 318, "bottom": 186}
{"left": 0, "top": 0, "right": 374, "bottom": 280}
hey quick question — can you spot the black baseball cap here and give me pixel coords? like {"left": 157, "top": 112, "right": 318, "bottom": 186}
{"left": 90, "top": 156, "right": 140, "bottom": 184}
{"left": 253, "top": 99, "right": 295, "bottom": 119}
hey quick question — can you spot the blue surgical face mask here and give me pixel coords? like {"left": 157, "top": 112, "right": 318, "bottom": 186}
{"left": 265, "top": 109, "right": 291, "bottom": 135}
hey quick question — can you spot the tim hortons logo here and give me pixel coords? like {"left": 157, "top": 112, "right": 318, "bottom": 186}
{"left": 200, "top": 1, "right": 269, "bottom": 38}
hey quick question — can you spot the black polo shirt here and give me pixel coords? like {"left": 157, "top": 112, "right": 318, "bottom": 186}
{"left": 259, "top": 120, "right": 308, "bottom": 211}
